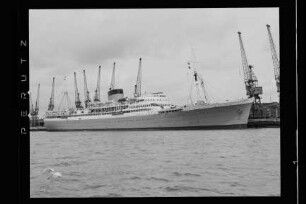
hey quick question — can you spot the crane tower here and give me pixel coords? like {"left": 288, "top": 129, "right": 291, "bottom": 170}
{"left": 29, "top": 84, "right": 40, "bottom": 126}
{"left": 29, "top": 92, "right": 35, "bottom": 116}
{"left": 48, "top": 77, "right": 55, "bottom": 111}
{"left": 107, "top": 62, "right": 124, "bottom": 102}
{"left": 109, "top": 62, "right": 116, "bottom": 91}
{"left": 34, "top": 83, "right": 40, "bottom": 115}
{"left": 74, "top": 72, "right": 83, "bottom": 109}
{"left": 93, "top": 65, "right": 101, "bottom": 102}
{"left": 238, "top": 31, "right": 263, "bottom": 104}
{"left": 134, "top": 58, "right": 142, "bottom": 98}
{"left": 266, "top": 24, "right": 280, "bottom": 93}
{"left": 83, "top": 69, "right": 91, "bottom": 108}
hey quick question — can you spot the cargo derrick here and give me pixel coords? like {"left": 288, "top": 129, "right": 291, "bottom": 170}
{"left": 189, "top": 63, "right": 202, "bottom": 102}
{"left": 48, "top": 77, "right": 55, "bottom": 111}
{"left": 93, "top": 65, "right": 101, "bottom": 102}
{"left": 83, "top": 70, "right": 91, "bottom": 108}
{"left": 187, "top": 60, "right": 210, "bottom": 104}
{"left": 134, "top": 58, "right": 142, "bottom": 98}
{"left": 74, "top": 72, "right": 83, "bottom": 109}
{"left": 238, "top": 32, "right": 263, "bottom": 118}
{"left": 266, "top": 24, "right": 280, "bottom": 94}
{"left": 58, "top": 90, "right": 72, "bottom": 111}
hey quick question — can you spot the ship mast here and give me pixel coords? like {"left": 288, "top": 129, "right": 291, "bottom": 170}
{"left": 83, "top": 69, "right": 91, "bottom": 108}
{"left": 187, "top": 62, "right": 209, "bottom": 103}
{"left": 134, "top": 58, "right": 142, "bottom": 98}
{"left": 58, "top": 91, "right": 72, "bottom": 111}
{"left": 187, "top": 47, "right": 210, "bottom": 104}
{"left": 93, "top": 65, "right": 101, "bottom": 102}
{"left": 58, "top": 76, "right": 72, "bottom": 111}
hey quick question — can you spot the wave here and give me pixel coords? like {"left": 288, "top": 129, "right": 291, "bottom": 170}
{"left": 66, "top": 171, "right": 84, "bottom": 177}
{"left": 172, "top": 172, "right": 201, "bottom": 177}
{"left": 147, "top": 177, "right": 170, "bottom": 182}
{"left": 104, "top": 193, "right": 122, "bottom": 197}
{"left": 129, "top": 176, "right": 142, "bottom": 180}
{"left": 164, "top": 185, "right": 207, "bottom": 193}
{"left": 52, "top": 160, "right": 86, "bottom": 167}
{"left": 56, "top": 156, "right": 77, "bottom": 160}
{"left": 83, "top": 184, "right": 107, "bottom": 190}
{"left": 163, "top": 185, "right": 223, "bottom": 195}
{"left": 62, "top": 178, "right": 81, "bottom": 182}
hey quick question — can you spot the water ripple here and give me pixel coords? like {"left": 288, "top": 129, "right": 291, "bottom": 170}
{"left": 129, "top": 176, "right": 142, "bottom": 180}
{"left": 104, "top": 193, "right": 123, "bottom": 197}
{"left": 83, "top": 184, "right": 107, "bottom": 190}
{"left": 52, "top": 160, "right": 86, "bottom": 167}
{"left": 164, "top": 185, "right": 208, "bottom": 193}
{"left": 172, "top": 172, "right": 201, "bottom": 177}
{"left": 30, "top": 129, "right": 280, "bottom": 197}
{"left": 147, "top": 177, "right": 170, "bottom": 182}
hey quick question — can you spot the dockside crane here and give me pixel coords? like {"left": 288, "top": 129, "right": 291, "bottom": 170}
{"left": 48, "top": 77, "right": 55, "bottom": 111}
{"left": 74, "top": 72, "right": 83, "bottom": 108}
{"left": 29, "top": 84, "right": 40, "bottom": 126}
{"left": 93, "top": 65, "right": 101, "bottom": 102}
{"left": 34, "top": 83, "right": 40, "bottom": 115}
{"left": 134, "top": 58, "right": 142, "bottom": 98}
{"left": 29, "top": 92, "right": 35, "bottom": 116}
{"left": 266, "top": 24, "right": 280, "bottom": 94}
{"left": 238, "top": 31, "right": 263, "bottom": 104}
{"left": 107, "top": 62, "right": 124, "bottom": 102}
{"left": 83, "top": 69, "right": 91, "bottom": 108}
{"left": 29, "top": 91, "right": 36, "bottom": 127}
{"left": 109, "top": 62, "right": 116, "bottom": 90}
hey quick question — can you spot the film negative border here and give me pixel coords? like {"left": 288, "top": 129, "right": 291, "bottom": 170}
{"left": 18, "top": 2, "right": 30, "bottom": 200}
{"left": 16, "top": 0, "right": 298, "bottom": 203}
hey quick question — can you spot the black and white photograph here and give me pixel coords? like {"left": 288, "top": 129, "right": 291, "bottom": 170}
{"left": 27, "top": 8, "right": 282, "bottom": 198}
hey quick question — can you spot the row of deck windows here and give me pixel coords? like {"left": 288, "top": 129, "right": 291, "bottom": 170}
{"left": 70, "top": 108, "right": 151, "bottom": 117}
{"left": 160, "top": 109, "right": 182, "bottom": 114}
{"left": 91, "top": 105, "right": 128, "bottom": 112}
{"left": 143, "top": 98, "right": 166, "bottom": 101}
{"left": 46, "top": 106, "right": 179, "bottom": 119}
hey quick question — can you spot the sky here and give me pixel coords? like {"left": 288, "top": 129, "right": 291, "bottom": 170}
{"left": 29, "top": 8, "right": 279, "bottom": 116}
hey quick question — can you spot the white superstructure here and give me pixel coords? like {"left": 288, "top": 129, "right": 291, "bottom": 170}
{"left": 44, "top": 92, "right": 253, "bottom": 131}
{"left": 45, "top": 92, "right": 175, "bottom": 120}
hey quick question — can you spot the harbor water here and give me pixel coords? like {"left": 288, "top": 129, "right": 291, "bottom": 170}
{"left": 30, "top": 128, "right": 280, "bottom": 197}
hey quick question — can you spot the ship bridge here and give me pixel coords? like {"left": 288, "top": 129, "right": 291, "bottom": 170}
{"left": 132, "top": 92, "right": 176, "bottom": 109}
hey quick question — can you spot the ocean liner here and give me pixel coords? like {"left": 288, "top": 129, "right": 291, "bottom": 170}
{"left": 44, "top": 58, "right": 253, "bottom": 131}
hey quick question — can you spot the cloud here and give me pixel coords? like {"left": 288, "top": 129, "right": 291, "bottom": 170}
{"left": 29, "top": 8, "right": 279, "bottom": 115}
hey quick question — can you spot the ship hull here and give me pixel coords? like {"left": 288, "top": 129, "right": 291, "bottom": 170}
{"left": 44, "top": 99, "right": 252, "bottom": 131}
